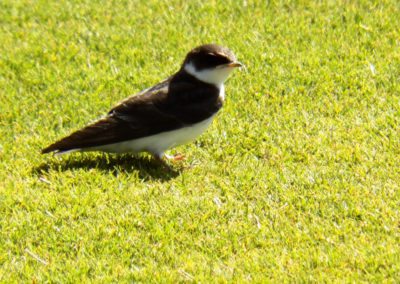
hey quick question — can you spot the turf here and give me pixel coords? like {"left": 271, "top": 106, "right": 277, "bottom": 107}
{"left": 1, "top": 0, "right": 399, "bottom": 282}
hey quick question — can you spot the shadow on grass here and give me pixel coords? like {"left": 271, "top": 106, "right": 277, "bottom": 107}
{"left": 32, "top": 154, "right": 181, "bottom": 181}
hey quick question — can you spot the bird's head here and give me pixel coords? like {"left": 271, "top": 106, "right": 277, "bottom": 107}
{"left": 182, "top": 44, "right": 242, "bottom": 87}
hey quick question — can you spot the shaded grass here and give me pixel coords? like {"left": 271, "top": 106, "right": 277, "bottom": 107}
{"left": 1, "top": 0, "right": 400, "bottom": 282}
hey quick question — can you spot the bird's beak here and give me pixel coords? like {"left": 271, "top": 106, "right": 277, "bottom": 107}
{"left": 217, "top": 61, "right": 243, "bottom": 69}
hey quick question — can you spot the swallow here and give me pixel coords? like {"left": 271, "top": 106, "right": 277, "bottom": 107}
{"left": 42, "top": 44, "right": 242, "bottom": 161}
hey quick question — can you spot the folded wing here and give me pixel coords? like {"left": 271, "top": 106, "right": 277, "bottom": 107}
{"left": 41, "top": 80, "right": 183, "bottom": 154}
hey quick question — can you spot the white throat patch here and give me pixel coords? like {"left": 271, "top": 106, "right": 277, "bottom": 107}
{"left": 184, "top": 62, "right": 234, "bottom": 87}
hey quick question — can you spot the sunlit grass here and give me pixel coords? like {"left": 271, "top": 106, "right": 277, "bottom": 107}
{"left": 0, "top": 0, "right": 399, "bottom": 281}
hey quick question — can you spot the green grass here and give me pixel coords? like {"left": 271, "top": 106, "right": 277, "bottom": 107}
{"left": 1, "top": 0, "right": 400, "bottom": 281}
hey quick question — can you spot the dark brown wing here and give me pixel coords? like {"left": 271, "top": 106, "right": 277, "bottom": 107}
{"left": 41, "top": 80, "right": 183, "bottom": 154}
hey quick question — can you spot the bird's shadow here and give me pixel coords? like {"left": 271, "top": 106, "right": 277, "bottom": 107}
{"left": 32, "top": 154, "right": 182, "bottom": 181}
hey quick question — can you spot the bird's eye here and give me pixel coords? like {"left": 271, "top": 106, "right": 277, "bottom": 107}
{"left": 205, "top": 53, "right": 230, "bottom": 65}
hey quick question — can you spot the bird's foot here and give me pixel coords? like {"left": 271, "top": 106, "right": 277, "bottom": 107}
{"left": 152, "top": 153, "right": 185, "bottom": 172}
{"left": 154, "top": 153, "right": 185, "bottom": 165}
{"left": 164, "top": 153, "right": 185, "bottom": 162}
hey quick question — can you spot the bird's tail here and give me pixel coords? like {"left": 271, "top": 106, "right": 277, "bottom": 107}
{"left": 41, "top": 117, "right": 118, "bottom": 154}
{"left": 41, "top": 139, "right": 80, "bottom": 154}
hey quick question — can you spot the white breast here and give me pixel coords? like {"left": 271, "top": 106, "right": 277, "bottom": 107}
{"left": 89, "top": 116, "right": 215, "bottom": 157}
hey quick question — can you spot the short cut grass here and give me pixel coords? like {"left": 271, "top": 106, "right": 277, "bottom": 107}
{"left": 0, "top": 0, "right": 399, "bottom": 282}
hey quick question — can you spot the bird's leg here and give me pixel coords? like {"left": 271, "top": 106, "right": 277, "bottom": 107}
{"left": 153, "top": 153, "right": 173, "bottom": 170}
{"left": 172, "top": 153, "right": 185, "bottom": 161}
{"left": 155, "top": 153, "right": 185, "bottom": 163}
{"left": 165, "top": 153, "right": 185, "bottom": 162}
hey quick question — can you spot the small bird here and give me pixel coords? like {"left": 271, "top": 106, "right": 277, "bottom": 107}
{"left": 42, "top": 44, "right": 242, "bottom": 161}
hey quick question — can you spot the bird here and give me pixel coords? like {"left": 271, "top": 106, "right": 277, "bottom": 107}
{"left": 41, "top": 44, "right": 242, "bottom": 161}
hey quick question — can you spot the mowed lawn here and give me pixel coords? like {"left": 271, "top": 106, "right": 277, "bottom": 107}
{"left": 1, "top": 0, "right": 399, "bottom": 281}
